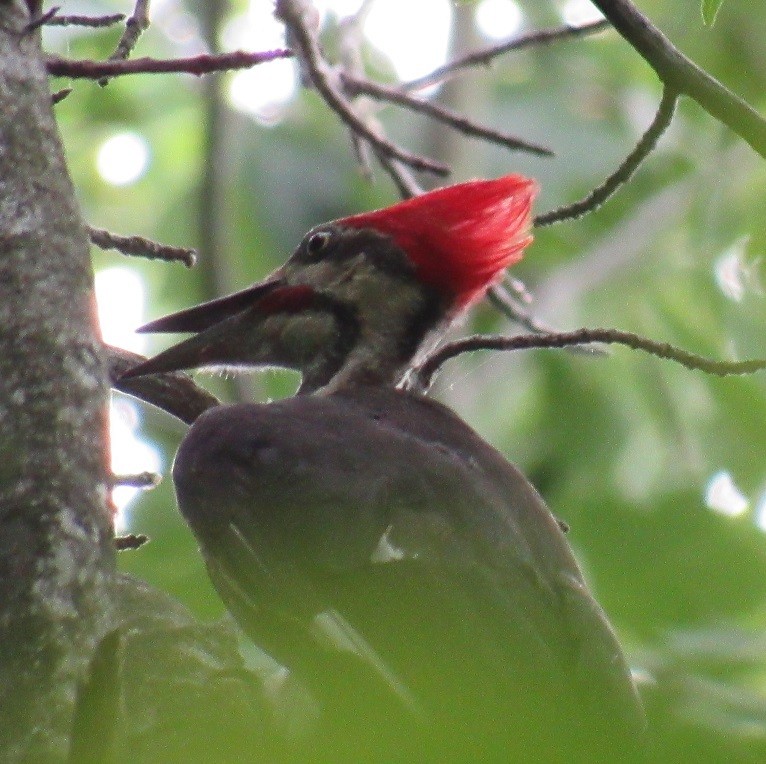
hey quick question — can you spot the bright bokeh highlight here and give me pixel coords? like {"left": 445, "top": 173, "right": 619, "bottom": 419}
{"left": 225, "top": 1, "right": 297, "bottom": 121}
{"left": 227, "top": 0, "right": 454, "bottom": 117}
{"left": 95, "top": 267, "right": 147, "bottom": 354}
{"left": 95, "top": 267, "right": 160, "bottom": 522}
{"left": 705, "top": 470, "right": 749, "bottom": 518}
{"left": 229, "top": 62, "right": 297, "bottom": 122}
{"left": 560, "top": 0, "right": 605, "bottom": 25}
{"left": 476, "top": 0, "right": 523, "bottom": 40}
{"left": 96, "top": 132, "right": 150, "bottom": 186}
{"left": 755, "top": 491, "right": 766, "bottom": 532}
{"left": 110, "top": 399, "right": 163, "bottom": 532}
{"left": 317, "top": 0, "right": 365, "bottom": 17}
{"left": 363, "top": 0, "right": 452, "bottom": 80}
{"left": 713, "top": 237, "right": 761, "bottom": 303}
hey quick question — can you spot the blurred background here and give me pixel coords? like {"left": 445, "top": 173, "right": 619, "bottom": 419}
{"left": 49, "top": 0, "right": 766, "bottom": 757}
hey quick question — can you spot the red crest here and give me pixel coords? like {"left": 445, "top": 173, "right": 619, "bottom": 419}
{"left": 339, "top": 174, "right": 537, "bottom": 309}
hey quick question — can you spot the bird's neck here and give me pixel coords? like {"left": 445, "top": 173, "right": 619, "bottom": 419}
{"left": 306, "top": 341, "right": 411, "bottom": 395}
{"left": 299, "top": 294, "right": 448, "bottom": 396}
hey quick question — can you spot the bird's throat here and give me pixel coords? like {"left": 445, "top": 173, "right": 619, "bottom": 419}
{"left": 306, "top": 290, "right": 447, "bottom": 395}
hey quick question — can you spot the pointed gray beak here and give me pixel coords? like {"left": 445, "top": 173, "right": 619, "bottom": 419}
{"left": 137, "top": 275, "right": 285, "bottom": 334}
{"left": 121, "top": 275, "right": 294, "bottom": 379}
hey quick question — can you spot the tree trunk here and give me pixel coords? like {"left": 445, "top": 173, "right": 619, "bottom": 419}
{"left": 0, "top": 1, "right": 114, "bottom": 760}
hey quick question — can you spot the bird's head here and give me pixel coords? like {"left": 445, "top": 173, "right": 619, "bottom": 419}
{"left": 123, "top": 174, "right": 537, "bottom": 393}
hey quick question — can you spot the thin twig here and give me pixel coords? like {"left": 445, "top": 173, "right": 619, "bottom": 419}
{"left": 504, "top": 276, "right": 534, "bottom": 305}
{"left": 337, "top": 5, "right": 376, "bottom": 181}
{"left": 115, "top": 534, "right": 149, "bottom": 551}
{"left": 416, "top": 327, "right": 766, "bottom": 390}
{"left": 336, "top": 9, "right": 432, "bottom": 203}
{"left": 590, "top": 0, "right": 766, "bottom": 158}
{"left": 372, "top": 150, "right": 423, "bottom": 199}
{"left": 111, "top": 471, "right": 161, "bottom": 488}
{"left": 46, "top": 49, "right": 293, "bottom": 79}
{"left": 51, "top": 88, "right": 72, "bottom": 104}
{"left": 341, "top": 73, "right": 553, "bottom": 157}
{"left": 45, "top": 13, "right": 125, "bottom": 28}
{"left": 350, "top": 132, "right": 376, "bottom": 181}
{"left": 275, "top": 0, "right": 448, "bottom": 176}
{"left": 404, "top": 20, "right": 610, "bottom": 92}
{"left": 487, "top": 283, "right": 607, "bottom": 356}
{"left": 23, "top": 6, "right": 58, "bottom": 33}
{"left": 488, "top": 283, "right": 562, "bottom": 335}
{"left": 89, "top": 226, "right": 197, "bottom": 268}
{"left": 535, "top": 86, "right": 677, "bottom": 226}
{"left": 109, "top": 0, "right": 150, "bottom": 63}
{"left": 109, "top": 346, "right": 220, "bottom": 426}
{"left": 97, "top": 0, "right": 151, "bottom": 86}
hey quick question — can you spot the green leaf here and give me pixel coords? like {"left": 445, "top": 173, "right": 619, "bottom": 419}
{"left": 701, "top": 0, "right": 725, "bottom": 26}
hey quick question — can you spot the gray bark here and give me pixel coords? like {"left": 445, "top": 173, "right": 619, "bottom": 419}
{"left": 0, "top": 1, "right": 114, "bottom": 760}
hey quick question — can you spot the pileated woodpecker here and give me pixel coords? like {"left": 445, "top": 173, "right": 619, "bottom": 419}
{"left": 125, "top": 176, "right": 645, "bottom": 760}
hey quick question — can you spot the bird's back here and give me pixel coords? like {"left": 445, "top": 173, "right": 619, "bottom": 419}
{"left": 173, "top": 387, "right": 645, "bottom": 761}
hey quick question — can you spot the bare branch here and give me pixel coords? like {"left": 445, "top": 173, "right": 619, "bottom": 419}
{"left": 45, "top": 12, "right": 125, "bottom": 28}
{"left": 591, "top": 0, "right": 766, "bottom": 158}
{"left": 111, "top": 471, "right": 161, "bottom": 488}
{"left": 488, "top": 283, "right": 566, "bottom": 335}
{"left": 51, "top": 87, "right": 71, "bottom": 104}
{"left": 95, "top": 0, "right": 151, "bottom": 86}
{"left": 535, "top": 86, "right": 677, "bottom": 227}
{"left": 274, "top": 0, "right": 448, "bottom": 176}
{"left": 487, "top": 283, "right": 608, "bottom": 357}
{"left": 23, "top": 5, "right": 58, "bottom": 32}
{"left": 416, "top": 327, "right": 766, "bottom": 390}
{"left": 89, "top": 226, "right": 197, "bottom": 268}
{"left": 373, "top": 151, "right": 423, "bottom": 199}
{"left": 404, "top": 20, "right": 610, "bottom": 92}
{"left": 350, "top": 131, "right": 376, "bottom": 181}
{"left": 114, "top": 534, "right": 149, "bottom": 551}
{"left": 336, "top": 6, "right": 377, "bottom": 181}
{"left": 46, "top": 49, "right": 293, "bottom": 80}
{"left": 108, "top": 347, "right": 219, "bottom": 426}
{"left": 341, "top": 73, "right": 553, "bottom": 157}
{"left": 109, "top": 0, "right": 150, "bottom": 63}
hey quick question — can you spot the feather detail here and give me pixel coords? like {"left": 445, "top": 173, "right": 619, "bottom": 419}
{"left": 338, "top": 175, "right": 538, "bottom": 309}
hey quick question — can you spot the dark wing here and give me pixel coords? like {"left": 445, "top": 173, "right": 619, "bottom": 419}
{"left": 337, "top": 388, "right": 645, "bottom": 720}
{"left": 173, "top": 391, "right": 644, "bottom": 760}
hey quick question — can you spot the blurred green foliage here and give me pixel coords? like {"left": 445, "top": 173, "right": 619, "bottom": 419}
{"left": 701, "top": 0, "right": 726, "bottom": 27}
{"left": 50, "top": 0, "right": 766, "bottom": 758}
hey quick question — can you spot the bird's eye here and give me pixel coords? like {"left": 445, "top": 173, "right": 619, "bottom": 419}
{"left": 306, "top": 230, "right": 332, "bottom": 257}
